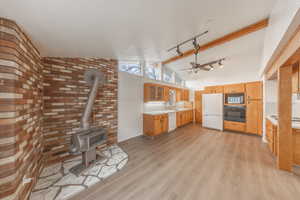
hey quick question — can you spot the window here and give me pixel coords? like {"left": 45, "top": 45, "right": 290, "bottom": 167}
{"left": 145, "top": 62, "right": 161, "bottom": 80}
{"left": 175, "top": 74, "right": 183, "bottom": 85}
{"left": 163, "top": 67, "right": 174, "bottom": 83}
{"left": 119, "top": 61, "right": 142, "bottom": 76}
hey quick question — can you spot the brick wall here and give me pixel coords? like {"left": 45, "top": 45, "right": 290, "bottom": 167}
{"left": 0, "top": 18, "right": 44, "bottom": 200}
{"left": 0, "top": 18, "right": 119, "bottom": 199}
{"left": 42, "top": 57, "right": 118, "bottom": 165}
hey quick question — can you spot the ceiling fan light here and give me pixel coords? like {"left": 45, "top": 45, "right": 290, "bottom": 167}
{"left": 218, "top": 60, "right": 224, "bottom": 68}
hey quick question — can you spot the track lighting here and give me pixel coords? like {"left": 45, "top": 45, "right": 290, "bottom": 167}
{"left": 176, "top": 46, "right": 183, "bottom": 56}
{"left": 218, "top": 60, "right": 224, "bottom": 68}
{"left": 193, "top": 38, "right": 200, "bottom": 51}
{"left": 167, "top": 30, "right": 208, "bottom": 55}
{"left": 209, "top": 65, "right": 214, "bottom": 71}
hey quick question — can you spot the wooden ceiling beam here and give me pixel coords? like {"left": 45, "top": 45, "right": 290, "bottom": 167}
{"left": 162, "top": 18, "right": 269, "bottom": 65}
{"left": 265, "top": 25, "right": 300, "bottom": 80}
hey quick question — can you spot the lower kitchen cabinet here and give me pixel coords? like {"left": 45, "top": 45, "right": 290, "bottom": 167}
{"left": 224, "top": 120, "right": 245, "bottom": 132}
{"left": 266, "top": 119, "right": 300, "bottom": 166}
{"left": 143, "top": 114, "right": 168, "bottom": 136}
{"left": 176, "top": 110, "right": 193, "bottom": 127}
{"left": 266, "top": 119, "right": 277, "bottom": 155}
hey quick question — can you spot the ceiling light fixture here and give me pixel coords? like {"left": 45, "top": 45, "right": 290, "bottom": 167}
{"left": 176, "top": 46, "right": 183, "bottom": 56}
{"left": 167, "top": 30, "right": 208, "bottom": 55}
{"left": 218, "top": 60, "right": 224, "bottom": 68}
{"left": 180, "top": 57, "right": 225, "bottom": 74}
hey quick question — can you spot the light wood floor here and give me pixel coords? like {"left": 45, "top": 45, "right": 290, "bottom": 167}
{"left": 71, "top": 124, "right": 300, "bottom": 200}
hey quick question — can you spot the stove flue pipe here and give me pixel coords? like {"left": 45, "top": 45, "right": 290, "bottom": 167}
{"left": 81, "top": 69, "right": 105, "bottom": 130}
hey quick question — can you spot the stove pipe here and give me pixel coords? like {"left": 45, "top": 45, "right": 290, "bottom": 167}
{"left": 81, "top": 69, "right": 105, "bottom": 130}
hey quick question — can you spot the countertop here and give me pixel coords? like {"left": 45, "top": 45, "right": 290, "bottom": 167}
{"left": 266, "top": 115, "right": 300, "bottom": 129}
{"left": 144, "top": 108, "right": 193, "bottom": 115}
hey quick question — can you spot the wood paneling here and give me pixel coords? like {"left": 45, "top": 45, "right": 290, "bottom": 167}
{"left": 162, "top": 18, "right": 269, "bottom": 65}
{"left": 277, "top": 65, "right": 293, "bottom": 171}
{"left": 265, "top": 26, "right": 300, "bottom": 80}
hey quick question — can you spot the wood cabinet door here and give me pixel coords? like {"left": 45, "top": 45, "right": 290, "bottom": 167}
{"left": 149, "top": 85, "right": 157, "bottom": 101}
{"left": 163, "top": 115, "right": 169, "bottom": 132}
{"left": 180, "top": 89, "right": 187, "bottom": 101}
{"left": 246, "top": 81, "right": 262, "bottom": 100}
{"left": 153, "top": 118, "right": 162, "bottom": 135}
{"left": 163, "top": 86, "right": 169, "bottom": 102}
{"left": 224, "top": 83, "right": 245, "bottom": 93}
{"left": 176, "top": 112, "right": 181, "bottom": 127}
{"left": 157, "top": 86, "right": 164, "bottom": 101}
{"left": 185, "top": 90, "right": 190, "bottom": 101}
{"left": 215, "top": 86, "right": 224, "bottom": 93}
{"left": 176, "top": 89, "right": 181, "bottom": 102}
{"left": 246, "top": 100, "right": 259, "bottom": 134}
{"left": 204, "top": 86, "right": 215, "bottom": 93}
{"left": 195, "top": 91, "right": 203, "bottom": 123}
{"left": 292, "top": 63, "right": 300, "bottom": 93}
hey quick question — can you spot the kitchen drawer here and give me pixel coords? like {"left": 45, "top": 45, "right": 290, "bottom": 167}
{"left": 224, "top": 120, "right": 245, "bottom": 132}
{"left": 152, "top": 114, "right": 168, "bottom": 120}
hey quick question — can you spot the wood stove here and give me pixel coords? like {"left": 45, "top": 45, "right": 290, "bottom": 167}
{"left": 69, "top": 69, "right": 107, "bottom": 176}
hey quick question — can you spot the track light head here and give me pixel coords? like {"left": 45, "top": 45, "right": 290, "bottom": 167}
{"left": 193, "top": 38, "right": 200, "bottom": 51}
{"left": 218, "top": 60, "right": 224, "bottom": 68}
{"left": 176, "top": 46, "right": 183, "bottom": 56}
{"left": 209, "top": 65, "right": 214, "bottom": 71}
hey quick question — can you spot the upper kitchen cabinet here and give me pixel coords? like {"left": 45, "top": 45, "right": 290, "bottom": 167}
{"left": 204, "top": 86, "right": 223, "bottom": 93}
{"left": 144, "top": 83, "right": 168, "bottom": 102}
{"left": 163, "top": 86, "right": 170, "bottom": 102}
{"left": 176, "top": 88, "right": 181, "bottom": 102}
{"left": 176, "top": 89, "right": 189, "bottom": 101}
{"left": 224, "top": 83, "right": 245, "bottom": 94}
{"left": 292, "top": 62, "right": 300, "bottom": 93}
{"left": 245, "top": 81, "right": 262, "bottom": 100}
{"left": 181, "top": 89, "right": 189, "bottom": 101}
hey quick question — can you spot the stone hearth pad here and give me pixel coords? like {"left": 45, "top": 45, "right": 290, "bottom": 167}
{"left": 30, "top": 145, "right": 128, "bottom": 200}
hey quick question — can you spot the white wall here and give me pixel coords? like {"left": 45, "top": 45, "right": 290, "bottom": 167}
{"left": 261, "top": 0, "right": 300, "bottom": 72}
{"left": 118, "top": 72, "right": 144, "bottom": 142}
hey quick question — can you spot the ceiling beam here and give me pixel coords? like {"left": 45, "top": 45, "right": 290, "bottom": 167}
{"left": 162, "top": 18, "right": 269, "bottom": 65}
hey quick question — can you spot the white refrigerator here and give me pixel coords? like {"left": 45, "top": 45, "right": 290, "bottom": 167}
{"left": 202, "top": 93, "right": 224, "bottom": 131}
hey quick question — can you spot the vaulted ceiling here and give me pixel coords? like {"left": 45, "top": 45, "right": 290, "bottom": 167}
{"left": 0, "top": 0, "right": 275, "bottom": 80}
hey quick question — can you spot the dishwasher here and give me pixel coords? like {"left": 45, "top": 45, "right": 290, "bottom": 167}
{"left": 168, "top": 112, "right": 176, "bottom": 132}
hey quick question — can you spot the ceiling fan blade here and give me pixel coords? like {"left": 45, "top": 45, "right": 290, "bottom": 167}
{"left": 180, "top": 68, "right": 193, "bottom": 71}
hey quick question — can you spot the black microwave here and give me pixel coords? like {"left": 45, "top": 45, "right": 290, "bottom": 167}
{"left": 225, "top": 93, "right": 244, "bottom": 104}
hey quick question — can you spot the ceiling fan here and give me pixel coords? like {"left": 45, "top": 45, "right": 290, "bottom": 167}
{"left": 181, "top": 51, "right": 226, "bottom": 73}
